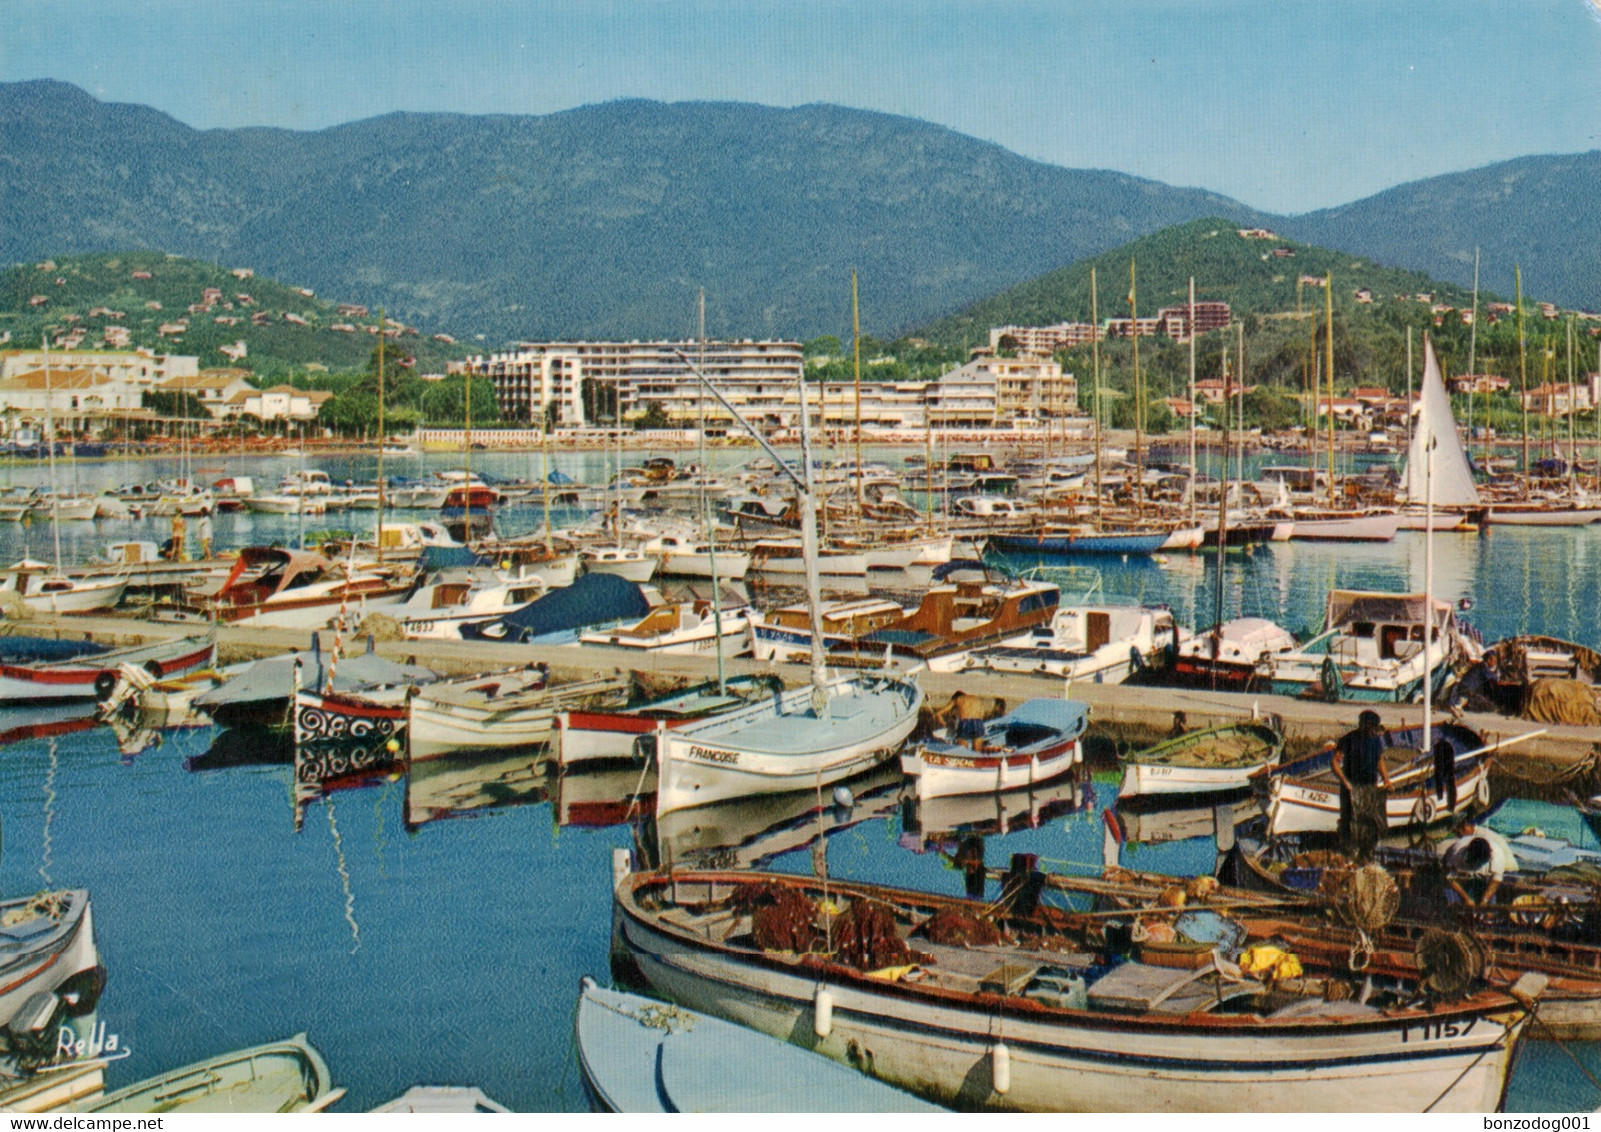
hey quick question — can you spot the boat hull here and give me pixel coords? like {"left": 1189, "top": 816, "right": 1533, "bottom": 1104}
{"left": 0, "top": 634, "right": 215, "bottom": 705}
{"left": 902, "top": 740, "right": 1080, "bottom": 800}
{"left": 612, "top": 876, "right": 1519, "bottom": 1113}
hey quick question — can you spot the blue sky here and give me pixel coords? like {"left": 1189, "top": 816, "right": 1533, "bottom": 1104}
{"left": 6, "top": 0, "right": 1601, "bottom": 213}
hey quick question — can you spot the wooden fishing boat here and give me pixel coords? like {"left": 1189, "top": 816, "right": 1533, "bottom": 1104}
{"left": 654, "top": 672, "right": 922, "bottom": 816}
{"left": 901, "top": 698, "right": 1088, "bottom": 800}
{"left": 1255, "top": 722, "right": 1491, "bottom": 837}
{"left": 828, "top": 567, "right": 1059, "bottom": 673}
{"left": 609, "top": 865, "right": 1532, "bottom": 1112}
{"left": 1119, "top": 719, "right": 1284, "bottom": 799}
{"left": 81, "top": 1033, "right": 340, "bottom": 1113}
{"left": 0, "top": 632, "right": 215, "bottom": 705}
{"left": 964, "top": 602, "right": 1180, "bottom": 682}
{"left": 293, "top": 686, "right": 407, "bottom": 785}
{"left": 557, "top": 673, "right": 783, "bottom": 768}
{"left": 749, "top": 598, "right": 907, "bottom": 663}
{"left": 576, "top": 978, "right": 942, "bottom": 1113}
{"left": 1477, "top": 634, "right": 1601, "bottom": 715}
{"left": 408, "top": 669, "right": 632, "bottom": 762}
{"left": 193, "top": 636, "right": 435, "bottom": 732}
{"left": 371, "top": 1086, "right": 509, "bottom": 1113}
{"left": 0, "top": 1060, "right": 107, "bottom": 1113}
{"left": 1173, "top": 618, "right": 1298, "bottom": 690}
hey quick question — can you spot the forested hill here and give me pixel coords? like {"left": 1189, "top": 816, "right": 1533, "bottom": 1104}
{"left": 0, "top": 81, "right": 1265, "bottom": 342}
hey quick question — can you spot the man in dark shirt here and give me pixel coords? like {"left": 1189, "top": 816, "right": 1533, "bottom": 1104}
{"left": 1333, "top": 709, "right": 1392, "bottom": 860}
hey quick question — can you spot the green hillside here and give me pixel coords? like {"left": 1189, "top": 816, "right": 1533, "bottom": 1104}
{"left": 913, "top": 218, "right": 1598, "bottom": 418}
{"left": 0, "top": 251, "right": 469, "bottom": 378}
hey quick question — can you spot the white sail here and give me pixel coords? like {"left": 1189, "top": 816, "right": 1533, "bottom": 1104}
{"left": 1404, "top": 336, "right": 1479, "bottom": 506}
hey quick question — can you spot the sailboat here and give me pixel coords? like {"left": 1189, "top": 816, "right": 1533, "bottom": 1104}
{"left": 1398, "top": 333, "right": 1483, "bottom": 529}
{"left": 653, "top": 349, "right": 923, "bottom": 817}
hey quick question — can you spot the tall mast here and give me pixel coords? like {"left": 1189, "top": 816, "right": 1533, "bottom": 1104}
{"left": 1187, "top": 277, "right": 1197, "bottom": 528}
{"left": 1236, "top": 319, "right": 1246, "bottom": 491}
{"left": 1214, "top": 343, "right": 1229, "bottom": 662}
{"left": 1567, "top": 316, "right": 1577, "bottom": 488}
{"left": 699, "top": 289, "right": 725, "bottom": 695}
{"left": 1423, "top": 346, "right": 1435, "bottom": 759}
{"left": 795, "top": 366, "right": 830, "bottom": 704}
{"left": 42, "top": 335, "right": 62, "bottom": 574}
{"left": 376, "top": 307, "right": 386, "bottom": 566}
{"left": 541, "top": 407, "right": 553, "bottom": 555}
{"left": 1517, "top": 265, "right": 1528, "bottom": 485}
{"left": 1325, "top": 272, "right": 1336, "bottom": 506}
{"left": 1404, "top": 327, "right": 1413, "bottom": 460}
{"left": 1091, "top": 267, "right": 1104, "bottom": 526}
{"left": 463, "top": 352, "right": 473, "bottom": 538}
{"left": 851, "top": 269, "right": 864, "bottom": 522}
{"left": 1129, "top": 259, "right": 1143, "bottom": 519}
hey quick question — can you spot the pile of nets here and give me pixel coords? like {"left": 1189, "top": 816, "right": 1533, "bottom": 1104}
{"left": 834, "top": 899, "right": 924, "bottom": 971}
{"left": 919, "top": 907, "right": 1005, "bottom": 948}
{"left": 735, "top": 882, "right": 822, "bottom": 955}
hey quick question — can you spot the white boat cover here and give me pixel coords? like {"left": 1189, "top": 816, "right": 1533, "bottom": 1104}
{"left": 1404, "top": 337, "right": 1480, "bottom": 506}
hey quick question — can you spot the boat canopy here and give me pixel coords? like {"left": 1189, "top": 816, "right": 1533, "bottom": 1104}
{"left": 1326, "top": 590, "right": 1452, "bottom": 629}
{"left": 195, "top": 637, "right": 437, "bottom": 708}
{"left": 997, "top": 697, "right": 1090, "bottom": 739}
{"left": 459, "top": 573, "right": 651, "bottom": 643}
{"left": 1403, "top": 336, "right": 1480, "bottom": 506}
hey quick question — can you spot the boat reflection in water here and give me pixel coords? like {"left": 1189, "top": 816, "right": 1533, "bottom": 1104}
{"left": 404, "top": 750, "right": 553, "bottom": 832}
{"left": 651, "top": 761, "right": 904, "bottom": 871}
{"left": 554, "top": 764, "right": 655, "bottom": 831}
{"left": 0, "top": 703, "right": 100, "bottom": 751}
{"left": 901, "top": 770, "right": 1093, "bottom": 846}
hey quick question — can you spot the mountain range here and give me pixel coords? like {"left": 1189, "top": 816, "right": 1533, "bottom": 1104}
{"left": 2, "top": 80, "right": 1597, "bottom": 343}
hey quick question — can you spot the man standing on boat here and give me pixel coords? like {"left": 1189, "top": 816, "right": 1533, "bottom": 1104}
{"left": 1333, "top": 709, "right": 1391, "bottom": 860}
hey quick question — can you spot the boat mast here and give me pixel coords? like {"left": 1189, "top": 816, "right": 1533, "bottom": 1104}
{"left": 376, "top": 307, "right": 386, "bottom": 567}
{"left": 463, "top": 355, "right": 473, "bottom": 541}
{"left": 1466, "top": 249, "right": 1479, "bottom": 447}
{"left": 852, "top": 269, "right": 864, "bottom": 523}
{"left": 1130, "top": 259, "right": 1143, "bottom": 519}
{"left": 699, "top": 289, "right": 726, "bottom": 695}
{"left": 1091, "top": 267, "right": 1103, "bottom": 526}
{"left": 1187, "top": 277, "right": 1197, "bottom": 529}
{"left": 1404, "top": 327, "right": 1413, "bottom": 461}
{"left": 1567, "top": 316, "right": 1577, "bottom": 491}
{"left": 1214, "top": 343, "right": 1230, "bottom": 662}
{"left": 42, "top": 335, "right": 62, "bottom": 574}
{"left": 1236, "top": 319, "right": 1246, "bottom": 491}
{"left": 1516, "top": 265, "right": 1528, "bottom": 487}
{"left": 1423, "top": 339, "right": 1436, "bottom": 758}
{"left": 1325, "top": 272, "right": 1336, "bottom": 507}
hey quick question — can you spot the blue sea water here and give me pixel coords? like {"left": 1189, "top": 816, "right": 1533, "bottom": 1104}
{"left": 0, "top": 448, "right": 1596, "bottom": 1110}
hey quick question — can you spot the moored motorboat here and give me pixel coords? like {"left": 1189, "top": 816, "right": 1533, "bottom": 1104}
{"left": 0, "top": 560, "right": 126, "bottom": 614}
{"left": 901, "top": 697, "right": 1088, "bottom": 800}
{"left": 964, "top": 601, "right": 1180, "bottom": 683}
{"left": 197, "top": 547, "right": 408, "bottom": 628}
{"left": 579, "top": 598, "right": 753, "bottom": 655}
{"left": 580, "top": 546, "right": 658, "bottom": 583}
{"left": 749, "top": 598, "right": 907, "bottom": 663}
{"left": 1173, "top": 618, "right": 1298, "bottom": 690}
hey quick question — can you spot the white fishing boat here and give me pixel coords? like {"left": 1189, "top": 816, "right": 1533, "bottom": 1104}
{"left": 901, "top": 698, "right": 1088, "bottom": 799}
{"left": 408, "top": 670, "right": 632, "bottom": 762}
{"left": 0, "top": 631, "right": 215, "bottom": 705}
{"left": 28, "top": 494, "right": 96, "bottom": 521}
{"left": 580, "top": 598, "right": 752, "bottom": 655}
{"left": 244, "top": 493, "right": 326, "bottom": 516}
{"left": 0, "top": 889, "right": 102, "bottom": 1033}
{"left": 1284, "top": 508, "right": 1402, "bottom": 541}
{"left": 610, "top": 865, "right": 1533, "bottom": 1112}
{"left": 749, "top": 539, "right": 868, "bottom": 577}
{"left": 556, "top": 673, "right": 783, "bottom": 769}
{"left": 965, "top": 602, "right": 1182, "bottom": 683}
{"left": 1118, "top": 719, "right": 1284, "bottom": 799}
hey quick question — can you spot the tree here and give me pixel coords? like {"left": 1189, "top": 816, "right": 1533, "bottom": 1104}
{"left": 421, "top": 377, "right": 500, "bottom": 426}
{"left": 634, "top": 401, "right": 671, "bottom": 430}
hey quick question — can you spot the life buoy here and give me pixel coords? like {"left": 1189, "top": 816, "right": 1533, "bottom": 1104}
{"left": 93, "top": 672, "right": 117, "bottom": 700}
{"left": 1409, "top": 794, "right": 1438, "bottom": 826}
{"left": 1475, "top": 774, "right": 1492, "bottom": 808}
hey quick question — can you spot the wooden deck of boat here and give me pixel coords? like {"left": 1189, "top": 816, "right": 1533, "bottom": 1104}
{"left": 31, "top": 612, "right": 1596, "bottom": 777}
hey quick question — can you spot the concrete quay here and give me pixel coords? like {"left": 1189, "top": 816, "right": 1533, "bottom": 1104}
{"left": 30, "top": 612, "right": 1601, "bottom": 782}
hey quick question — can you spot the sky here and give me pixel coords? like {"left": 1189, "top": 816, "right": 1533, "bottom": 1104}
{"left": 6, "top": 0, "right": 1601, "bottom": 214}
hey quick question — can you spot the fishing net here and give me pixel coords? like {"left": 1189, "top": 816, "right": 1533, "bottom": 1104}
{"left": 1329, "top": 864, "right": 1400, "bottom": 934}
{"left": 734, "top": 882, "right": 823, "bottom": 954}
{"left": 920, "top": 907, "right": 1005, "bottom": 948}
{"left": 1416, "top": 928, "right": 1486, "bottom": 1000}
{"left": 834, "top": 899, "right": 922, "bottom": 971}
{"left": 1524, "top": 679, "right": 1601, "bottom": 727}
{"left": 355, "top": 613, "right": 406, "bottom": 643}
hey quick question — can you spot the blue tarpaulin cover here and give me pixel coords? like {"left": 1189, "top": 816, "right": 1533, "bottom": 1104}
{"left": 459, "top": 573, "right": 651, "bottom": 644}
{"left": 0, "top": 636, "right": 112, "bottom": 664}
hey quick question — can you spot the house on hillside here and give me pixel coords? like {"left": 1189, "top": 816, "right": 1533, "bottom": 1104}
{"left": 160, "top": 370, "right": 255, "bottom": 419}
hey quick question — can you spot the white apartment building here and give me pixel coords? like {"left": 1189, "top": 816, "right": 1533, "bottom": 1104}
{"left": 223, "top": 384, "right": 332, "bottom": 423}
{"left": 463, "top": 340, "right": 804, "bottom": 427}
{"left": 160, "top": 370, "right": 256, "bottom": 420}
{"left": 0, "top": 347, "right": 199, "bottom": 389}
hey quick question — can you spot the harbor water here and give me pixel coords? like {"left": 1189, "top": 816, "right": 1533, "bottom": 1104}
{"left": 0, "top": 448, "right": 1597, "bottom": 1110}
